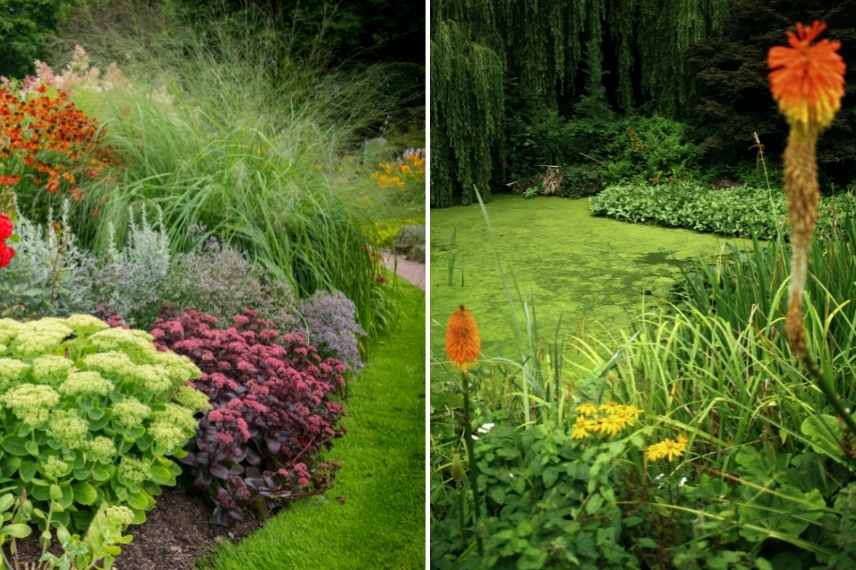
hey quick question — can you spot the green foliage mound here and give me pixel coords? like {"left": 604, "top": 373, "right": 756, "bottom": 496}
{"left": 510, "top": 113, "right": 700, "bottom": 197}
{"left": 591, "top": 181, "right": 856, "bottom": 239}
{"left": 0, "top": 0, "right": 76, "bottom": 78}
{"left": 0, "top": 314, "right": 209, "bottom": 537}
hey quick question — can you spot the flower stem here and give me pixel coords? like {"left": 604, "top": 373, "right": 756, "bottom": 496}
{"left": 460, "top": 370, "right": 483, "bottom": 553}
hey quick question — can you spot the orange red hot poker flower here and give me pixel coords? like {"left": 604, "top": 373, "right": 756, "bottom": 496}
{"left": 445, "top": 305, "right": 481, "bottom": 370}
{"left": 769, "top": 21, "right": 846, "bottom": 129}
{"left": 768, "top": 21, "right": 846, "bottom": 356}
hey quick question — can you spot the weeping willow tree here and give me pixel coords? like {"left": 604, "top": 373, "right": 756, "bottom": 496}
{"left": 432, "top": 0, "right": 731, "bottom": 207}
{"left": 431, "top": 20, "right": 504, "bottom": 207}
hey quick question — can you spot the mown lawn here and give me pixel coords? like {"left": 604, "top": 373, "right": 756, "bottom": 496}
{"left": 206, "top": 282, "right": 425, "bottom": 570}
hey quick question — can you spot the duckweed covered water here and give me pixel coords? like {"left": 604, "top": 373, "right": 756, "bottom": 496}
{"left": 431, "top": 195, "right": 742, "bottom": 370}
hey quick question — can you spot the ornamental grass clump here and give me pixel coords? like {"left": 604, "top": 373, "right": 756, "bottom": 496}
{"left": 0, "top": 314, "right": 208, "bottom": 543}
{"left": 150, "top": 308, "right": 347, "bottom": 524}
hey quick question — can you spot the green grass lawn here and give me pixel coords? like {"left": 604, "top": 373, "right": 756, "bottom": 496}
{"left": 206, "top": 283, "right": 425, "bottom": 570}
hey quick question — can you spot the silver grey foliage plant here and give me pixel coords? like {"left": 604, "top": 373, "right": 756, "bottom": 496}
{"left": 0, "top": 202, "right": 98, "bottom": 317}
{"left": 96, "top": 207, "right": 172, "bottom": 320}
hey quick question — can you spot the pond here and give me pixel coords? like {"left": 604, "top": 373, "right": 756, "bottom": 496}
{"left": 430, "top": 195, "right": 743, "bottom": 375}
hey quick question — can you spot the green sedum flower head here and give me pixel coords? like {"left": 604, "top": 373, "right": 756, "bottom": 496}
{"left": 0, "top": 358, "right": 30, "bottom": 391}
{"left": 31, "top": 355, "right": 73, "bottom": 386}
{"left": 104, "top": 505, "right": 135, "bottom": 527}
{"left": 65, "top": 314, "right": 109, "bottom": 336}
{"left": 174, "top": 384, "right": 211, "bottom": 413}
{"left": 86, "top": 436, "right": 117, "bottom": 463}
{"left": 111, "top": 397, "right": 152, "bottom": 428}
{"left": 47, "top": 409, "right": 89, "bottom": 448}
{"left": 59, "top": 370, "right": 113, "bottom": 397}
{"left": 1, "top": 383, "right": 60, "bottom": 426}
{"left": 43, "top": 456, "right": 72, "bottom": 480}
{"left": 0, "top": 314, "right": 206, "bottom": 536}
{"left": 118, "top": 456, "right": 150, "bottom": 485}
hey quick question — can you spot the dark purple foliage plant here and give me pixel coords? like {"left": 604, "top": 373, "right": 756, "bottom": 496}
{"left": 150, "top": 308, "right": 347, "bottom": 524}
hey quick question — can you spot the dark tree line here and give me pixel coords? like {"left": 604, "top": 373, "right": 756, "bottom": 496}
{"left": 431, "top": 0, "right": 856, "bottom": 207}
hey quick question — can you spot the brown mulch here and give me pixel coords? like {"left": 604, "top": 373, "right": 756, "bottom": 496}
{"left": 11, "top": 489, "right": 260, "bottom": 570}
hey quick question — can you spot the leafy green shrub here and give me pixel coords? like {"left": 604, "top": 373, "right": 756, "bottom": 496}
{"left": 557, "top": 164, "right": 603, "bottom": 198}
{"left": 509, "top": 112, "right": 700, "bottom": 191}
{"left": 0, "top": 0, "right": 76, "bottom": 78}
{"left": 432, "top": 416, "right": 644, "bottom": 569}
{"left": 0, "top": 314, "right": 208, "bottom": 540}
{"left": 591, "top": 181, "right": 856, "bottom": 239}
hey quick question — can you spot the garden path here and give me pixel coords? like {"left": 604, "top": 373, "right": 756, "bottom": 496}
{"left": 383, "top": 252, "right": 426, "bottom": 290}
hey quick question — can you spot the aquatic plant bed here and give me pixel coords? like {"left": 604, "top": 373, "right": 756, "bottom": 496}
{"left": 591, "top": 181, "right": 856, "bottom": 239}
{"left": 430, "top": 195, "right": 742, "bottom": 363}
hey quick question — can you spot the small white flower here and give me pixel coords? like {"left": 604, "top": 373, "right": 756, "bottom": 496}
{"left": 679, "top": 476, "right": 688, "bottom": 487}
{"left": 477, "top": 422, "right": 495, "bottom": 434}
{"left": 471, "top": 434, "right": 480, "bottom": 440}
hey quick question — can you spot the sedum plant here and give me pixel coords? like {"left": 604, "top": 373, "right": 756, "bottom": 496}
{"left": 0, "top": 314, "right": 209, "bottom": 546}
{"left": 150, "top": 309, "right": 346, "bottom": 524}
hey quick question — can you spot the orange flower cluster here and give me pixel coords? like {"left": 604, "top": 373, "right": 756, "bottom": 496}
{"left": 445, "top": 305, "right": 481, "bottom": 371}
{"left": 769, "top": 21, "right": 845, "bottom": 129}
{"left": 0, "top": 85, "right": 111, "bottom": 200}
{"left": 371, "top": 151, "right": 426, "bottom": 190}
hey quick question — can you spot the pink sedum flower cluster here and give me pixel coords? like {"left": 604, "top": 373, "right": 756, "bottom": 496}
{"left": 150, "top": 308, "right": 348, "bottom": 524}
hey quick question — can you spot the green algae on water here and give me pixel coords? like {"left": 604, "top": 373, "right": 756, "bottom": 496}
{"left": 430, "top": 195, "right": 743, "bottom": 374}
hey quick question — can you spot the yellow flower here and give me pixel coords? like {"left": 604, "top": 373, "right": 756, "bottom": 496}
{"left": 645, "top": 435, "right": 688, "bottom": 462}
{"left": 571, "top": 402, "right": 640, "bottom": 440}
{"left": 571, "top": 417, "right": 595, "bottom": 439}
{"left": 594, "top": 415, "right": 627, "bottom": 436}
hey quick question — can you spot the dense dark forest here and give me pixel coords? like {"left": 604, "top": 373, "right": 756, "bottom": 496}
{"left": 431, "top": 0, "right": 856, "bottom": 207}
{"left": 2, "top": 0, "right": 425, "bottom": 78}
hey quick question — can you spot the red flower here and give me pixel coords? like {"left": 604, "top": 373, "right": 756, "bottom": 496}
{"left": 0, "top": 214, "right": 15, "bottom": 269}
{"left": 0, "top": 245, "right": 15, "bottom": 268}
{"left": 0, "top": 214, "right": 13, "bottom": 240}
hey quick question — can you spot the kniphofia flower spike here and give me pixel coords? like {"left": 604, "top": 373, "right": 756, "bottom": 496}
{"left": 768, "top": 21, "right": 846, "bottom": 356}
